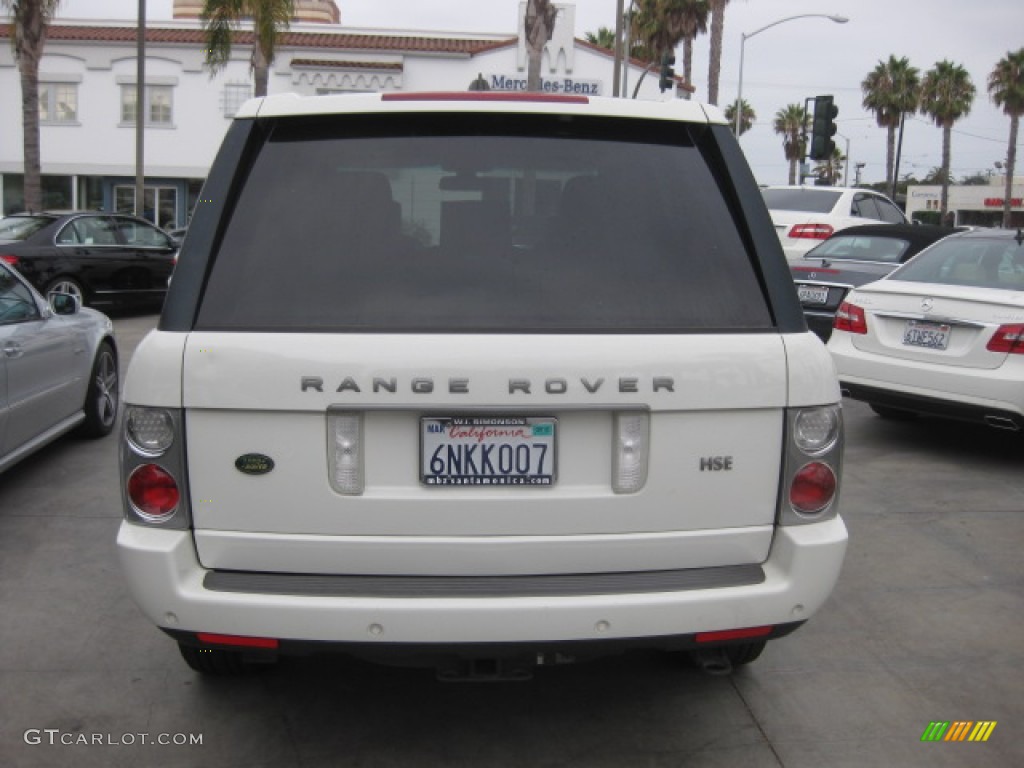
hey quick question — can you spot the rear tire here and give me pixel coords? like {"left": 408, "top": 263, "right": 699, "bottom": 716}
{"left": 178, "top": 643, "right": 247, "bottom": 675}
{"left": 78, "top": 341, "right": 119, "bottom": 438}
{"left": 869, "top": 403, "right": 917, "bottom": 421}
{"left": 724, "top": 640, "right": 766, "bottom": 667}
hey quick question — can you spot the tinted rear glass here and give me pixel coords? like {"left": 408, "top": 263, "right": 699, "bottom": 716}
{"left": 808, "top": 235, "right": 910, "bottom": 264}
{"left": 197, "top": 114, "right": 772, "bottom": 332}
{"left": 762, "top": 189, "right": 841, "bottom": 214}
{"left": 0, "top": 215, "right": 51, "bottom": 241}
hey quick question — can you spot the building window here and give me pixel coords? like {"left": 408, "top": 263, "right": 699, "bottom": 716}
{"left": 121, "top": 84, "right": 174, "bottom": 126}
{"left": 222, "top": 83, "right": 252, "bottom": 117}
{"left": 39, "top": 83, "right": 78, "bottom": 123}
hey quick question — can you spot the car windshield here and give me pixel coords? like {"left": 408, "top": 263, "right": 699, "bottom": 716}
{"left": 889, "top": 236, "right": 1024, "bottom": 290}
{"left": 762, "top": 189, "right": 841, "bottom": 213}
{"left": 806, "top": 235, "right": 910, "bottom": 264}
{"left": 197, "top": 113, "right": 773, "bottom": 333}
{"left": 0, "top": 215, "right": 51, "bottom": 241}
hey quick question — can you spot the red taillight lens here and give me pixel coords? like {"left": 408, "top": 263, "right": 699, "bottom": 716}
{"left": 834, "top": 301, "right": 867, "bottom": 334}
{"left": 788, "top": 223, "right": 834, "bottom": 240}
{"left": 127, "top": 463, "right": 180, "bottom": 520}
{"left": 1, "top": 254, "right": 18, "bottom": 266}
{"left": 986, "top": 323, "right": 1024, "bottom": 354}
{"left": 790, "top": 462, "right": 837, "bottom": 515}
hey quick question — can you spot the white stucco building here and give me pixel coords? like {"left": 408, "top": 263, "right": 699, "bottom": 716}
{"left": 0, "top": 2, "right": 683, "bottom": 227}
{"left": 906, "top": 178, "right": 1024, "bottom": 228}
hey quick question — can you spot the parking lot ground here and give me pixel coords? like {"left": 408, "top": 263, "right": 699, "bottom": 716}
{"left": 0, "top": 311, "right": 1022, "bottom": 767}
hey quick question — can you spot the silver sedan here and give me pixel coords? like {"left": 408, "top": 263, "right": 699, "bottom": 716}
{"left": 0, "top": 259, "right": 118, "bottom": 473}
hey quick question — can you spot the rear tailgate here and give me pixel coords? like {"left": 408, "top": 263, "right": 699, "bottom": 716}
{"left": 184, "top": 332, "right": 787, "bottom": 575}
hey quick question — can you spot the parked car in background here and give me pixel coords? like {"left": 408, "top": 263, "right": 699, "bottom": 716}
{"left": 0, "top": 211, "right": 177, "bottom": 309}
{"left": 0, "top": 259, "right": 118, "bottom": 473}
{"left": 763, "top": 186, "right": 908, "bottom": 261}
{"left": 829, "top": 228, "right": 1024, "bottom": 431}
{"left": 791, "top": 223, "right": 959, "bottom": 340}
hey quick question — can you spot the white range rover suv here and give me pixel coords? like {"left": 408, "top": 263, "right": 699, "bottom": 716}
{"left": 117, "top": 91, "right": 847, "bottom": 679}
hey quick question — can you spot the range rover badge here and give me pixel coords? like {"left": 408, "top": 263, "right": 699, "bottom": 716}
{"left": 235, "top": 453, "right": 275, "bottom": 475}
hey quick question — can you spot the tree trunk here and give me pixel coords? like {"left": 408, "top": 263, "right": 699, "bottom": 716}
{"left": 19, "top": 52, "right": 43, "bottom": 212}
{"left": 788, "top": 157, "right": 797, "bottom": 186}
{"left": 682, "top": 38, "right": 693, "bottom": 100}
{"left": 707, "top": 0, "right": 725, "bottom": 105}
{"left": 885, "top": 123, "right": 896, "bottom": 191}
{"left": 1004, "top": 114, "right": 1018, "bottom": 228}
{"left": 525, "top": 0, "right": 557, "bottom": 92}
{"left": 940, "top": 123, "right": 952, "bottom": 218}
{"left": 252, "top": 45, "right": 270, "bottom": 97}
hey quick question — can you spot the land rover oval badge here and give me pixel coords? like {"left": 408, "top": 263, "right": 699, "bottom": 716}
{"left": 235, "top": 453, "right": 275, "bottom": 475}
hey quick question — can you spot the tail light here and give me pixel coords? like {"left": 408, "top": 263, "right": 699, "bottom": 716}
{"left": 986, "top": 324, "right": 1024, "bottom": 354}
{"left": 834, "top": 301, "right": 868, "bottom": 334}
{"left": 1, "top": 254, "right": 18, "bottom": 266}
{"left": 121, "top": 406, "right": 191, "bottom": 529}
{"left": 328, "top": 411, "right": 364, "bottom": 495}
{"left": 780, "top": 405, "right": 843, "bottom": 525}
{"left": 788, "top": 224, "right": 833, "bottom": 240}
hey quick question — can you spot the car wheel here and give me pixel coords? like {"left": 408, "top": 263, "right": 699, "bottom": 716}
{"left": 869, "top": 403, "right": 918, "bottom": 421}
{"left": 178, "top": 643, "right": 248, "bottom": 675}
{"left": 78, "top": 341, "right": 119, "bottom": 438}
{"left": 47, "top": 277, "right": 86, "bottom": 307}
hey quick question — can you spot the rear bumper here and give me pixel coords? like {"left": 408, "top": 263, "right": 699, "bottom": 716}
{"left": 117, "top": 517, "right": 848, "bottom": 646}
{"left": 840, "top": 381, "right": 1024, "bottom": 430}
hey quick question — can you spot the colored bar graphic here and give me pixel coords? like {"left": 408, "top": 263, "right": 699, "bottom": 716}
{"left": 921, "top": 721, "right": 996, "bottom": 742}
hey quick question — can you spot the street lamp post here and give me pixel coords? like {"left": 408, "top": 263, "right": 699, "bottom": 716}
{"left": 733, "top": 13, "right": 849, "bottom": 137}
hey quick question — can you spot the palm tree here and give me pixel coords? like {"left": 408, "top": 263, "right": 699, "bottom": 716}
{"left": 524, "top": 0, "right": 558, "bottom": 91}
{"left": 706, "top": 0, "right": 728, "bottom": 105}
{"left": 988, "top": 48, "right": 1024, "bottom": 227}
{"left": 861, "top": 55, "right": 920, "bottom": 190}
{"left": 671, "top": 0, "right": 710, "bottom": 96}
{"left": 920, "top": 60, "right": 976, "bottom": 218}
{"left": 724, "top": 98, "right": 755, "bottom": 136}
{"left": 584, "top": 26, "right": 616, "bottom": 51}
{"left": 2, "top": 0, "right": 61, "bottom": 212}
{"left": 773, "top": 104, "right": 808, "bottom": 185}
{"left": 630, "top": 0, "right": 708, "bottom": 97}
{"left": 201, "top": 0, "right": 295, "bottom": 98}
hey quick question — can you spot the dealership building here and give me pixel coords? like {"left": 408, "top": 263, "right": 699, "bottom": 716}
{"left": 0, "top": 1, "right": 681, "bottom": 227}
{"left": 906, "top": 179, "right": 1024, "bottom": 228}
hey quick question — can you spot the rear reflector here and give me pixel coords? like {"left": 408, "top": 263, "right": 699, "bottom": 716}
{"left": 196, "top": 633, "right": 279, "bottom": 649}
{"left": 788, "top": 224, "right": 834, "bottom": 240}
{"left": 987, "top": 323, "right": 1024, "bottom": 354}
{"left": 382, "top": 92, "right": 589, "bottom": 104}
{"left": 696, "top": 626, "right": 773, "bottom": 643}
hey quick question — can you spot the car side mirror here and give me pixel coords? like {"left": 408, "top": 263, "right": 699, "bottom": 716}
{"left": 49, "top": 291, "right": 81, "bottom": 316}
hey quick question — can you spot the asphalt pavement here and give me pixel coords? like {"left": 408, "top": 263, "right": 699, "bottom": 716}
{"left": 0, "top": 310, "right": 1021, "bottom": 768}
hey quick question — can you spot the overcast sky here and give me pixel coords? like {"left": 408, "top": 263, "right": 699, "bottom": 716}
{"left": 53, "top": 0, "right": 1023, "bottom": 187}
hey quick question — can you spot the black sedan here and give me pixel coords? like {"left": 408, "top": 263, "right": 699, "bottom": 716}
{"left": 0, "top": 211, "right": 177, "bottom": 309}
{"left": 790, "top": 223, "right": 959, "bottom": 341}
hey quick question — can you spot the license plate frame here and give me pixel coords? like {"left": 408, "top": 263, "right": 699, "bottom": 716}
{"left": 420, "top": 415, "right": 557, "bottom": 487}
{"left": 797, "top": 284, "right": 830, "bottom": 305}
{"left": 902, "top": 320, "right": 951, "bottom": 350}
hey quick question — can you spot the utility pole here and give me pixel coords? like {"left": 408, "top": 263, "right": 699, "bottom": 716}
{"left": 135, "top": 0, "right": 145, "bottom": 219}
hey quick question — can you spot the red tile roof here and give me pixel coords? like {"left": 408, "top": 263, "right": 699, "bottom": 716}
{"left": 0, "top": 23, "right": 516, "bottom": 56}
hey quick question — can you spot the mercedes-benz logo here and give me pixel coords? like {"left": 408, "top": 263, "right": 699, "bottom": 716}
{"left": 921, "top": 297, "right": 934, "bottom": 312}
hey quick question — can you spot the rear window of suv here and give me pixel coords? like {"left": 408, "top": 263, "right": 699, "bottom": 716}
{"left": 197, "top": 113, "right": 773, "bottom": 333}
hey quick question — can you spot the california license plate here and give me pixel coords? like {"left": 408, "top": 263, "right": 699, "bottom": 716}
{"left": 797, "top": 284, "right": 829, "bottom": 305}
{"left": 420, "top": 416, "right": 557, "bottom": 487}
{"left": 903, "top": 320, "right": 951, "bottom": 350}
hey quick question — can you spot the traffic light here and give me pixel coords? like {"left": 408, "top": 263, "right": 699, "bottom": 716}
{"left": 659, "top": 51, "right": 676, "bottom": 93}
{"left": 809, "top": 95, "right": 838, "bottom": 161}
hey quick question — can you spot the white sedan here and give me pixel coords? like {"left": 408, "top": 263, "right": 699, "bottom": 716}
{"left": 828, "top": 228, "right": 1024, "bottom": 431}
{"left": 763, "top": 186, "right": 908, "bottom": 261}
